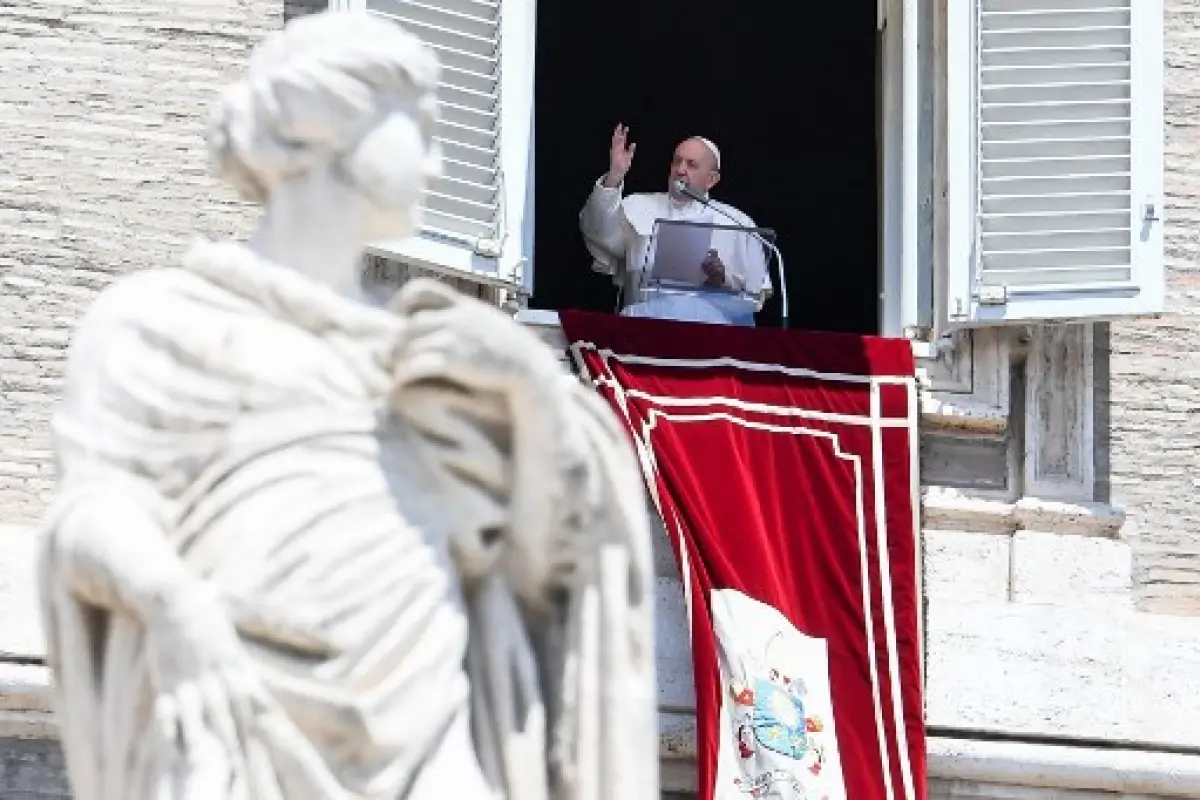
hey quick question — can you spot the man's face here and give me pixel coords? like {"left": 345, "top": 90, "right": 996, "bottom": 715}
{"left": 668, "top": 138, "right": 720, "bottom": 199}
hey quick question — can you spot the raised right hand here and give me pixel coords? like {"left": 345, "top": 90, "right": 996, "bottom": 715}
{"left": 605, "top": 123, "right": 636, "bottom": 186}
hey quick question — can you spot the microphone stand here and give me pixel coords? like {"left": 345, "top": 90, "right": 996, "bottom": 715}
{"left": 674, "top": 181, "right": 789, "bottom": 329}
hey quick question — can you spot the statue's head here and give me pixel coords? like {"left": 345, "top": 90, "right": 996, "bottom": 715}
{"left": 206, "top": 11, "right": 441, "bottom": 241}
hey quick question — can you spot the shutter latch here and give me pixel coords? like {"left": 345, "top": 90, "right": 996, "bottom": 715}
{"left": 976, "top": 285, "right": 1008, "bottom": 306}
{"left": 474, "top": 238, "right": 504, "bottom": 259}
{"left": 1143, "top": 199, "right": 1161, "bottom": 223}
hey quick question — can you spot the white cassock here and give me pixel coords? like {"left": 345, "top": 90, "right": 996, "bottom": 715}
{"left": 579, "top": 176, "right": 772, "bottom": 326}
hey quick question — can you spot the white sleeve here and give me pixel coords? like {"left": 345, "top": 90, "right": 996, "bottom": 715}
{"left": 579, "top": 176, "right": 628, "bottom": 275}
{"left": 726, "top": 209, "right": 771, "bottom": 296}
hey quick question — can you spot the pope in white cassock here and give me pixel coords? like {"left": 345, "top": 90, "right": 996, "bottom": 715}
{"left": 579, "top": 124, "right": 772, "bottom": 326}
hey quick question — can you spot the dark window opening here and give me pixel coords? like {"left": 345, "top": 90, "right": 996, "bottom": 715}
{"left": 532, "top": 1, "right": 879, "bottom": 334}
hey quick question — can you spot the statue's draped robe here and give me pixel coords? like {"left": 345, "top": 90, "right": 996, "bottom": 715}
{"left": 38, "top": 241, "right": 658, "bottom": 800}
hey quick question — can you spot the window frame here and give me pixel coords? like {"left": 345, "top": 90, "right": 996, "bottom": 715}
{"left": 332, "top": 0, "right": 934, "bottom": 332}
{"left": 941, "top": 0, "right": 1165, "bottom": 328}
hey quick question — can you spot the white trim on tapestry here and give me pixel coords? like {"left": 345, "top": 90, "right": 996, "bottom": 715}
{"left": 871, "top": 383, "right": 918, "bottom": 800}
{"left": 673, "top": 506, "right": 695, "bottom": 646}
{"left": 906, "top": 380, "right": 924, "bottom": 691}
{"left": 605, "top": 389, "right": 914, "bottom": 429}
{"left": 586, "top": 350, "right": 916, "bottom": 387}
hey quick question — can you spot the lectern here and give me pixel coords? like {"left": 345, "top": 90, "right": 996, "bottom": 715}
{"left": 629, "top": 218, "right": 777, "bottom": 326}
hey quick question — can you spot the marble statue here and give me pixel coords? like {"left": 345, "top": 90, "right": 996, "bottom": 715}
{"left": 36, "top": 11, "right": 658, "bottom": 800}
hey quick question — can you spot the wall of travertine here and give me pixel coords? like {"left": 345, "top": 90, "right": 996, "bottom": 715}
{"left": 1108, "top": 0, "right": 1200, "bottom": 616}
{"left": 0, "top": 2, "right": 289, "bottom": 796}
{"left": 0, "top": 1, "right": 287, "bottom": 523}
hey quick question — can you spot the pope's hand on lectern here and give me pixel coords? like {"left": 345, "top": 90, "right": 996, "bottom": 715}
{"left": 702, "top": 249, "right": 726, "bottom": 287}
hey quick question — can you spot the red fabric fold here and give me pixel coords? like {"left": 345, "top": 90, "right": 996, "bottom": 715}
{"left": 560, "top": 312, "right": 925, "bottom": 800}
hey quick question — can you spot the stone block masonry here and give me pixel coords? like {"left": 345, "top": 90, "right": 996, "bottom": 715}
{"left": 0, "top": 2, "right": 283, "bottom": 524}
{"left": 1108, "top": 0, "right": 1200, "bottom": 615}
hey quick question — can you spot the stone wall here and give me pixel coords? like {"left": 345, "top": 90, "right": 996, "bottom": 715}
{"left": 0, "top": 1, "right": 280, "bottom": 524}
{"left": 1108, "top": 0, "right": 1200, "bottom": 616}
{"left": 0, "top": 3, "right": 288, "bottom": 792}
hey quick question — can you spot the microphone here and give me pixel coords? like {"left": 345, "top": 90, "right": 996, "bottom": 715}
{"left": 672, "top": 181, "right": 789, "bottom": 329}
{"left": 672, "top": 180, "right": 708, "bottom": 205}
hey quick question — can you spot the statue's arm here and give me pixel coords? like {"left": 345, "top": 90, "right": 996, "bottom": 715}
{"left": 46, "top": 480, "right": 249, "bottom": 693}
{"left": 44, "top": 278, "right": 243, "bottom": 685}
{"left": 46, "top": 279, "right": 203, "bottom": 623}
{"left": 49, "top": 486, "right": 200, "bottom": 625}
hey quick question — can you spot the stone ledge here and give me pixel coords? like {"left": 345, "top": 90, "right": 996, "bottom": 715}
{"left": 928, "top": 736, "right": 1200, "bottom": 798}
{"left": 922, "top": 487, "right": 1126, "bottom": 538}
{"left": 1012, "top": 497, "right": 1126, "bottom": 538}
{"left": 919, "top": 394, "right": 1008, "bottom": 435}
{"left": 0, "top": 523, "right": 46, "bottom": 662}
{"left": 0, "top": 663, "right": 54, "bottom": 740}
{"left": 656, "top": 722, "right": 1200, "bottom": 798}
{"left": 659, "top": 711, "right": 698, "bottom": 793}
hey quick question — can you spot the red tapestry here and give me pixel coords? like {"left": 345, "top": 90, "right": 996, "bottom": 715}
{"left": 559, "top": 311, "right": 925, "bottom": 800}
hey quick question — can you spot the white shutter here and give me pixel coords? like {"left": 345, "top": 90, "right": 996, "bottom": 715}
{"left": 332, "top": 0, "right": 535, "bottom": 294}
{"left": 945, "top": 0, "right": 1163, "bottom": 325}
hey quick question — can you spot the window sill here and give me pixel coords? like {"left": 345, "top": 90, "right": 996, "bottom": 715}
{"left": 922, "top": 487, "right": 1126, "bottom": 538}
{"left": 0, "top": 662, "right": 54, "bottom": 739}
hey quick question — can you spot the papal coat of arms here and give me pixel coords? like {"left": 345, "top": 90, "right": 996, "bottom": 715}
{"left": 711, "top": 590, "right": 845, "bottom": 800}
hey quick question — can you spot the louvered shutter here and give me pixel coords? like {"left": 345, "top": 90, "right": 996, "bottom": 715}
{"left": 945, "top": 0, "right": 1163, "bottom": 325}
{"left": 330, "top": 0, "right": 535, "bottom": 294}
